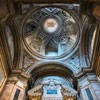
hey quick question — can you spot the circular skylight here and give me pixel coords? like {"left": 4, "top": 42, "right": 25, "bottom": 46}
{"left": 43, "top": 18, "right": 58, "bottom": 33}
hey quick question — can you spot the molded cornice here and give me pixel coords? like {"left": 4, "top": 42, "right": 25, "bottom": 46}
{"left": 9, "top": 0, "right": 100, "bottom": 3}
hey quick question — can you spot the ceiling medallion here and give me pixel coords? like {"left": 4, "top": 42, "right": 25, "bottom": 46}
{"left": 22, "top": 7, "right": 80, "bottom": 59}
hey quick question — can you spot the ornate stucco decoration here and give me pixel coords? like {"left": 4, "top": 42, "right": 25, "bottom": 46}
{"left": 22, "top": 6, "right": 80, "bottom": 60}
{"left": 28, "top": 78, "right": 77, "bottom": 100}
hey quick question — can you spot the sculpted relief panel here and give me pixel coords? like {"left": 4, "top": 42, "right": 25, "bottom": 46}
{"left": 28, "top": 78, "right": 77, "bottom": 100}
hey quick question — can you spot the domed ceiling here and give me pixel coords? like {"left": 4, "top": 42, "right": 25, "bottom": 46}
{"left": 22, "top": 7, "right": 80, "bottom": 59}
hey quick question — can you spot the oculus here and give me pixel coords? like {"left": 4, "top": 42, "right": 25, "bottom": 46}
{"left": 43, "top": 18, "right": 58, "bottom": 33}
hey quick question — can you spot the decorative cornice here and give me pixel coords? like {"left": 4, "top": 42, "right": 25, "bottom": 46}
{"left": 21, "top": 72, "right": 31, "bottom": 79}
{"left": 10, "top": 0, "right": 100, "bottom": 3}
{"left": 7, "top": 76, "right": 18, "bottom": 84}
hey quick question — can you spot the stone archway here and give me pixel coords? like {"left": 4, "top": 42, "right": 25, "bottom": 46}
{"left": 26, "top": 62, "right": 78, "bottom": 100}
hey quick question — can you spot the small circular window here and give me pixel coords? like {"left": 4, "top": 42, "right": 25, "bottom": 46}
{"left": 43, "top": 18, "right": 58, "bottom": 33}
